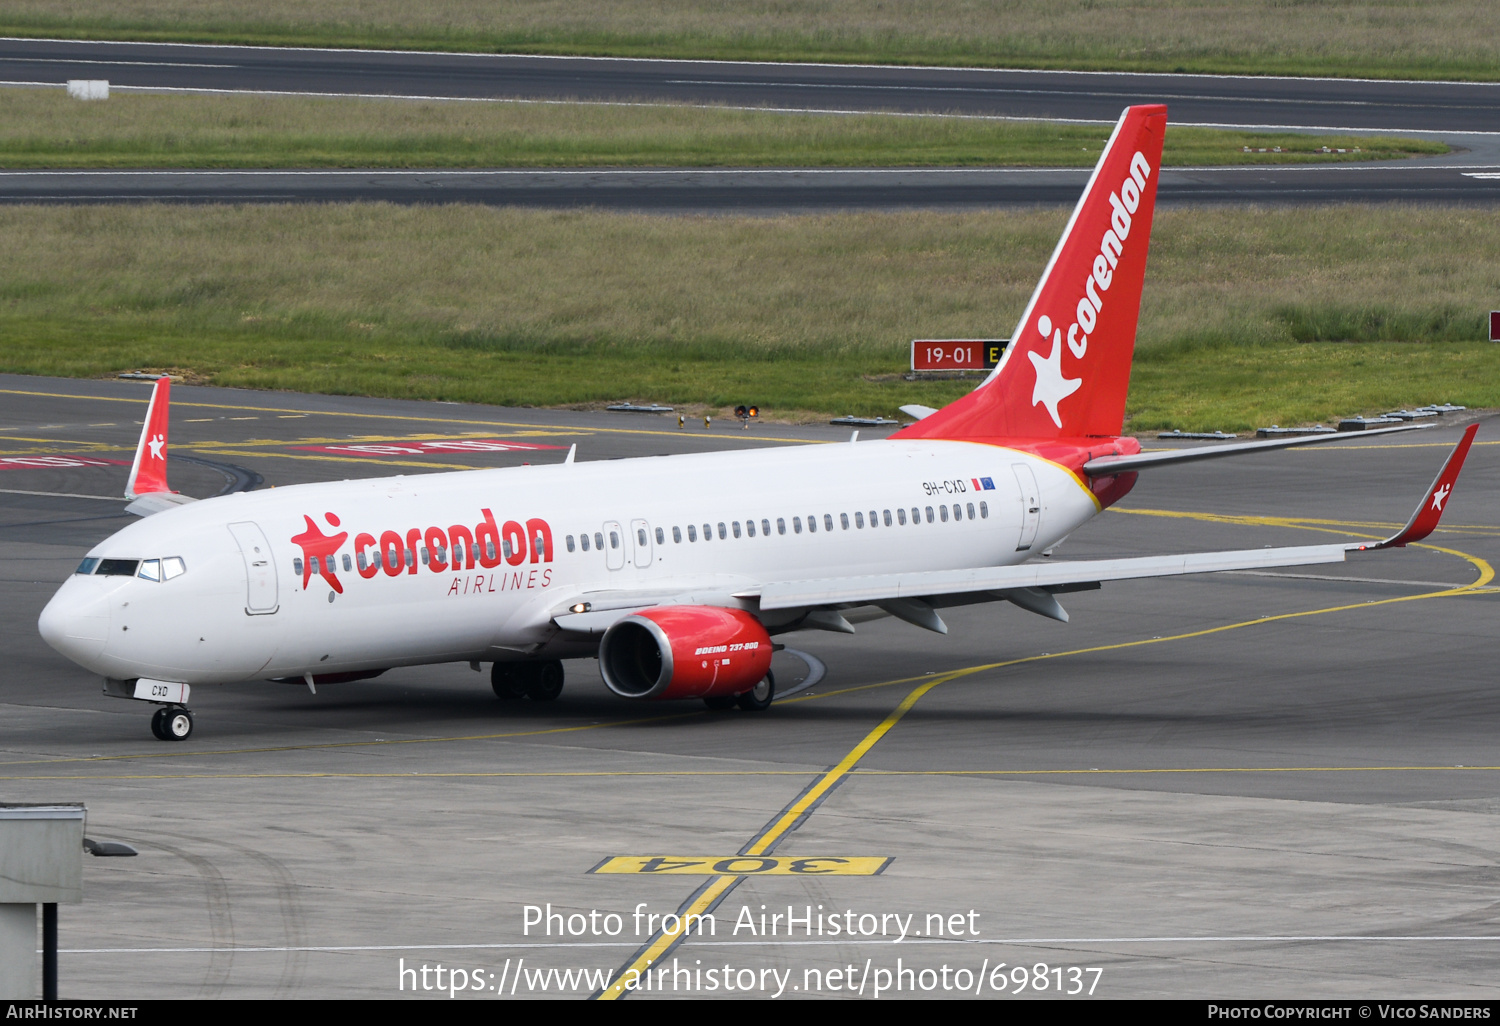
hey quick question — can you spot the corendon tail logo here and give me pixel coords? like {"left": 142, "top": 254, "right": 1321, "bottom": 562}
{"left": 1030, "top": 149, "right": 1153, "bottom": 430}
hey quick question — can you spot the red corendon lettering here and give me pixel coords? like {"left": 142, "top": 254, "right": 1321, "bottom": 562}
{"left": 448, "top": 524, "right": 475, "bottom": 570}
{"left": 405, "top": 528, "right": 421, "bottom": 575}
{"left": 527, "top": 569, "right": 537, "bottom": 589}
{"left": 447, "top": 579, "right": 459, "bottom": 596}
{"left": 487, "top": 575, "right": 497, "bottom": 593}
{"left": 355, "top": 532, "right": 378, "bottom": 579}
{"left": 525, "top": 518, "right": 553, "bottom": 563}
{"left": 510, "top": 570, "right": 523, "bottom": 590}
{"left": 502, "top": 520, "right": 526, "bottom": 566}
{"left": 541, "top": 569, "right": 552, "bottom": 587}
{"left": 476, "top": 509, "right": 502, "bottom": 568}
{"left": 424, "top": 526, "right": 448, "bottom": 572}
{"left": 379, "top": 531, "right": 404, "bottom": 578}
{"left": 473, "top": 575, "right": 485, "bottom": 596}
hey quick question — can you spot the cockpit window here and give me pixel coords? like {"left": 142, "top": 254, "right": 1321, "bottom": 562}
{"left": 138, "top": 559, "right": 161, "bottom": 582}
{"left": 84, "top": 556, "right": 186, "bottom": 579}
{"left": 163, "top": 557, "right": 186, "bottom": 580}
{"left": 75, "top": 557, "right": 99, "bottom": 575}
{"left": 96, "top": 558, "right": 139, "bottom": 576}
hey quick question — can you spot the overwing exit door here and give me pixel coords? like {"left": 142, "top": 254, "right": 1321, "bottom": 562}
{"left": 630, "top": 519, "right": 654, "bottom": 568}
{"left": 602, "top": 520, "right": 627, "bottom": 570}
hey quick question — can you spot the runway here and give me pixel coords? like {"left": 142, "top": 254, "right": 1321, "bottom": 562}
{"left": 3, "top": 163, "right": 1498, "bottom": 209}
{"left": 2, "top": 38, "right": 1497, "bottom": 135}
{"left": 4, "top": 373, "right": 1500, "bottom": 998}
{"left": 1, "top": 37, "right": 1498, "bottom": 207}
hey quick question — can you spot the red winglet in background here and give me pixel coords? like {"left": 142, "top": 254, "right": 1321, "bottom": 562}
{"left": 1355, "top": 423, "right": 1478, "bottom": 551}
{"left": 124, "top": 376, "right": 173, "bottom": 498}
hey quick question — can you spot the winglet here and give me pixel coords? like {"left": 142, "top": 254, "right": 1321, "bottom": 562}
{"left": 124, "top": 376, "right": 173, "bottom": 499}
{"left": 1353, "top": 424, "right": 1477, "bottom": 551}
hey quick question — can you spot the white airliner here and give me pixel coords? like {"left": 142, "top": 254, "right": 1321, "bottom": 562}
{"left": 38, "top": 104, "right": 1476, "bottom": 741}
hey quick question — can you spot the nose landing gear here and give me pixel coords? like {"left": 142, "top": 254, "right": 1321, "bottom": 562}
{"left": 149, "top": 705, "right": 194, "bottom": 741}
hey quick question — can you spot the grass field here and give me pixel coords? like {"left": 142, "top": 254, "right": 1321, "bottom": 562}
{"left": 0, "top": 90, "right": 1441, "bottom": 169}
{"left": 2, "top": 0, "right": 1498, "bottom": 80}
{"left": 1, "top": 204, "right": 1495, "bottom": 431}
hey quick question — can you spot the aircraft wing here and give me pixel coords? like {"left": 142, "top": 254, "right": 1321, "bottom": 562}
{"left": 747, "top": 543, "right": 1348, "bottom": 612}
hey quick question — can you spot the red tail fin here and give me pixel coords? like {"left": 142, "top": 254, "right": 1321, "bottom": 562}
{"left": 897, "top": 104, "right": 1168, "bottom": 442}
{"left": 124, "top": 376, "right": 172, "bottom": 498}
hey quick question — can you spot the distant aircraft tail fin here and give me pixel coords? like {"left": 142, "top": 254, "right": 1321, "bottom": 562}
{"left": 124, "top": 376, "right": 173, "bottom": 499}
{"left": 896, "top": 103, "right": 1168, "bottom": 442}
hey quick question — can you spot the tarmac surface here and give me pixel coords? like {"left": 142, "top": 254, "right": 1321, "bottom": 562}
{"left": 0, "top": 38, "right": 1497, "bottom": 207}
{"left": 4, "top": 374, "right": 1500, "bottom": 999}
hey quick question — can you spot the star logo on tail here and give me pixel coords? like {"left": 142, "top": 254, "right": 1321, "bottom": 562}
{"left": 1432, "top": 483, "right": 1452, "bottom": 511}
{"left": 147, "top": 434, "right": 165, "bottom": 461}
{"left": 1028, "top": 323, "right": 1082, "bottom": 429}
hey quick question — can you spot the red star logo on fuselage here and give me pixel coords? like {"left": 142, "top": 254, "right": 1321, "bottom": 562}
{"left": 291, "top": 513, "right": 349, "bottom": 594}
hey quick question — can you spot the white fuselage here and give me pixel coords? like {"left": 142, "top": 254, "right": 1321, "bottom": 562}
{"left": 39, "top": 439, "right": 1101, "bottom": 685}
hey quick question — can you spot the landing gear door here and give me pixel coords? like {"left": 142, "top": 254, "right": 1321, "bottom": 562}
{"left": 1011, "top": 463, "right": 1042, "bottom": 552}
{"left": 602, "top": 520, "right": 627, "bottom": 571}
{"left": 630, "top": 519, "right": 653, "bottom": 568}
{"left": 228, "top": 521, "right": 279, "bottom": 614}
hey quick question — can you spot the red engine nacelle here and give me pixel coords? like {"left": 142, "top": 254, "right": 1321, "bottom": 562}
{"left": 598, "top": 606, "right": 773, "bottom": 700}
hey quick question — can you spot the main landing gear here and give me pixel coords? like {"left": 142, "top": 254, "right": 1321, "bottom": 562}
{"left": 703, "top": 671, "right": 775, "bottom": 713}
{"left": 149, "top": 705, "right": 194, "bottom": 741}
{"left": 491, "top": 660, "right": 565, "bottom": 702}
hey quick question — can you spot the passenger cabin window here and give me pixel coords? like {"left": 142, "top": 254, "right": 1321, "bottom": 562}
{"left": 855, "top": 512, "right": 864, "bottom": 529}
{"left": 688, "top": 524, "right": 698, "bottom": 542}
{"left": 138, "top": 559, "right": 161, "bottom": 582}
{"left": 761, "top": 519, "right": 771, "bottom": 537}
{"left": 745, "top": 520, "right": 756, "bottom": 538}
{"left": 732, "top": 521, "right": 742, "bottom": 538}
{"left": 953, "top": 503, "right": 962, "bottom": 521}
{"left": 294, "top": 557, "right": 305, "bottom": 576}
{"left": 868, "top": 510, "right": 878, "bottom": 527}
{"left": 883, "top": 510, "right": 892, "bottom": 527}
{"left": 897, "top": 508, "right": 907, "bottom": 525}
{"left": 777, "top": 518, "right": 786, "bottom": 535}
{"left": 967, "top": 502, "right": 976, "bottom": 520}
{"left": 824, "top": 514, "right": 834, "bottom": 532}
{"left": 655, "top": 527, "right": 665, "bottom": 544}
{"left": 806, "top": 515, "right": 816, "bottom": 534}
{"left": 566, "top": 535, "right": 576, "bottom": 552}
{"left": 793, "top": 516, "right": 802, "bottom": 534}
{"left": 702, "top": 523, "right": 712, "bottom": 542}
{"left": 609, "top": 530, "right": 620, "bottom": 549}
{"left": 75, "top": 557, "right": 99, "bottom": 575}
{"left": 592, "top": 533, "right": 603, "bottom": 552}
{"left": 940, "top": 505, "right": 949, "bottom": 522}
{"left": 717, "top": 522, "right": 727, "bottom": 540}
{"left": 580, "top": 534, "right": 591, "bottom": 552}
{"left": 672, "top": 526, "right": 682, "bottom": 543}
{"left": 980, "top": 501, "right": 989, "bottom": 519}
{"left": 925, "top": 506, "right": 935, "bottom": 523}
{"left": 840, "top": 513, "right": 849, "bottom": 530}
{"left": 912, "top": 507, "right": 921, "bottom": 524}
{"left": 637, "top": 527, "right": 647, "bottom": 547}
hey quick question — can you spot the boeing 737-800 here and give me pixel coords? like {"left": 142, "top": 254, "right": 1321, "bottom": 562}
{"left": 37, "top": 104, "right": 1476, "bottom": 741}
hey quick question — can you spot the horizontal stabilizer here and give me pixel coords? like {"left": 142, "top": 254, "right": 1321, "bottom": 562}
{"left": 1083, "top": 423, "right": 1429, "bottom": 476}
{"left": 125, "top": 491, "right": 197, "bottom": 518}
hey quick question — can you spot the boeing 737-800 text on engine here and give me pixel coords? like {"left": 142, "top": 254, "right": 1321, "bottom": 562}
{"left": 37, "top": 105, "right": 1477, "bottom": 740}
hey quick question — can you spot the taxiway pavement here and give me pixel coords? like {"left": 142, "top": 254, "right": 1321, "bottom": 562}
{"left": 3, "top": 374, "right": 1499, "bottom": 998}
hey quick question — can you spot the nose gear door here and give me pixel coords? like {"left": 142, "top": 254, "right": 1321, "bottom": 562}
{"left": 1011, "top": 464, "right": 1042, "bottom": 552}
{"left": 228, "top": 521, "right": 279, "bottom": 614}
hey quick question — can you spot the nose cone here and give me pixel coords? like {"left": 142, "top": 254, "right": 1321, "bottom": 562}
{"left": 38, "top": 578, "right": 111, "bottom": 671}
